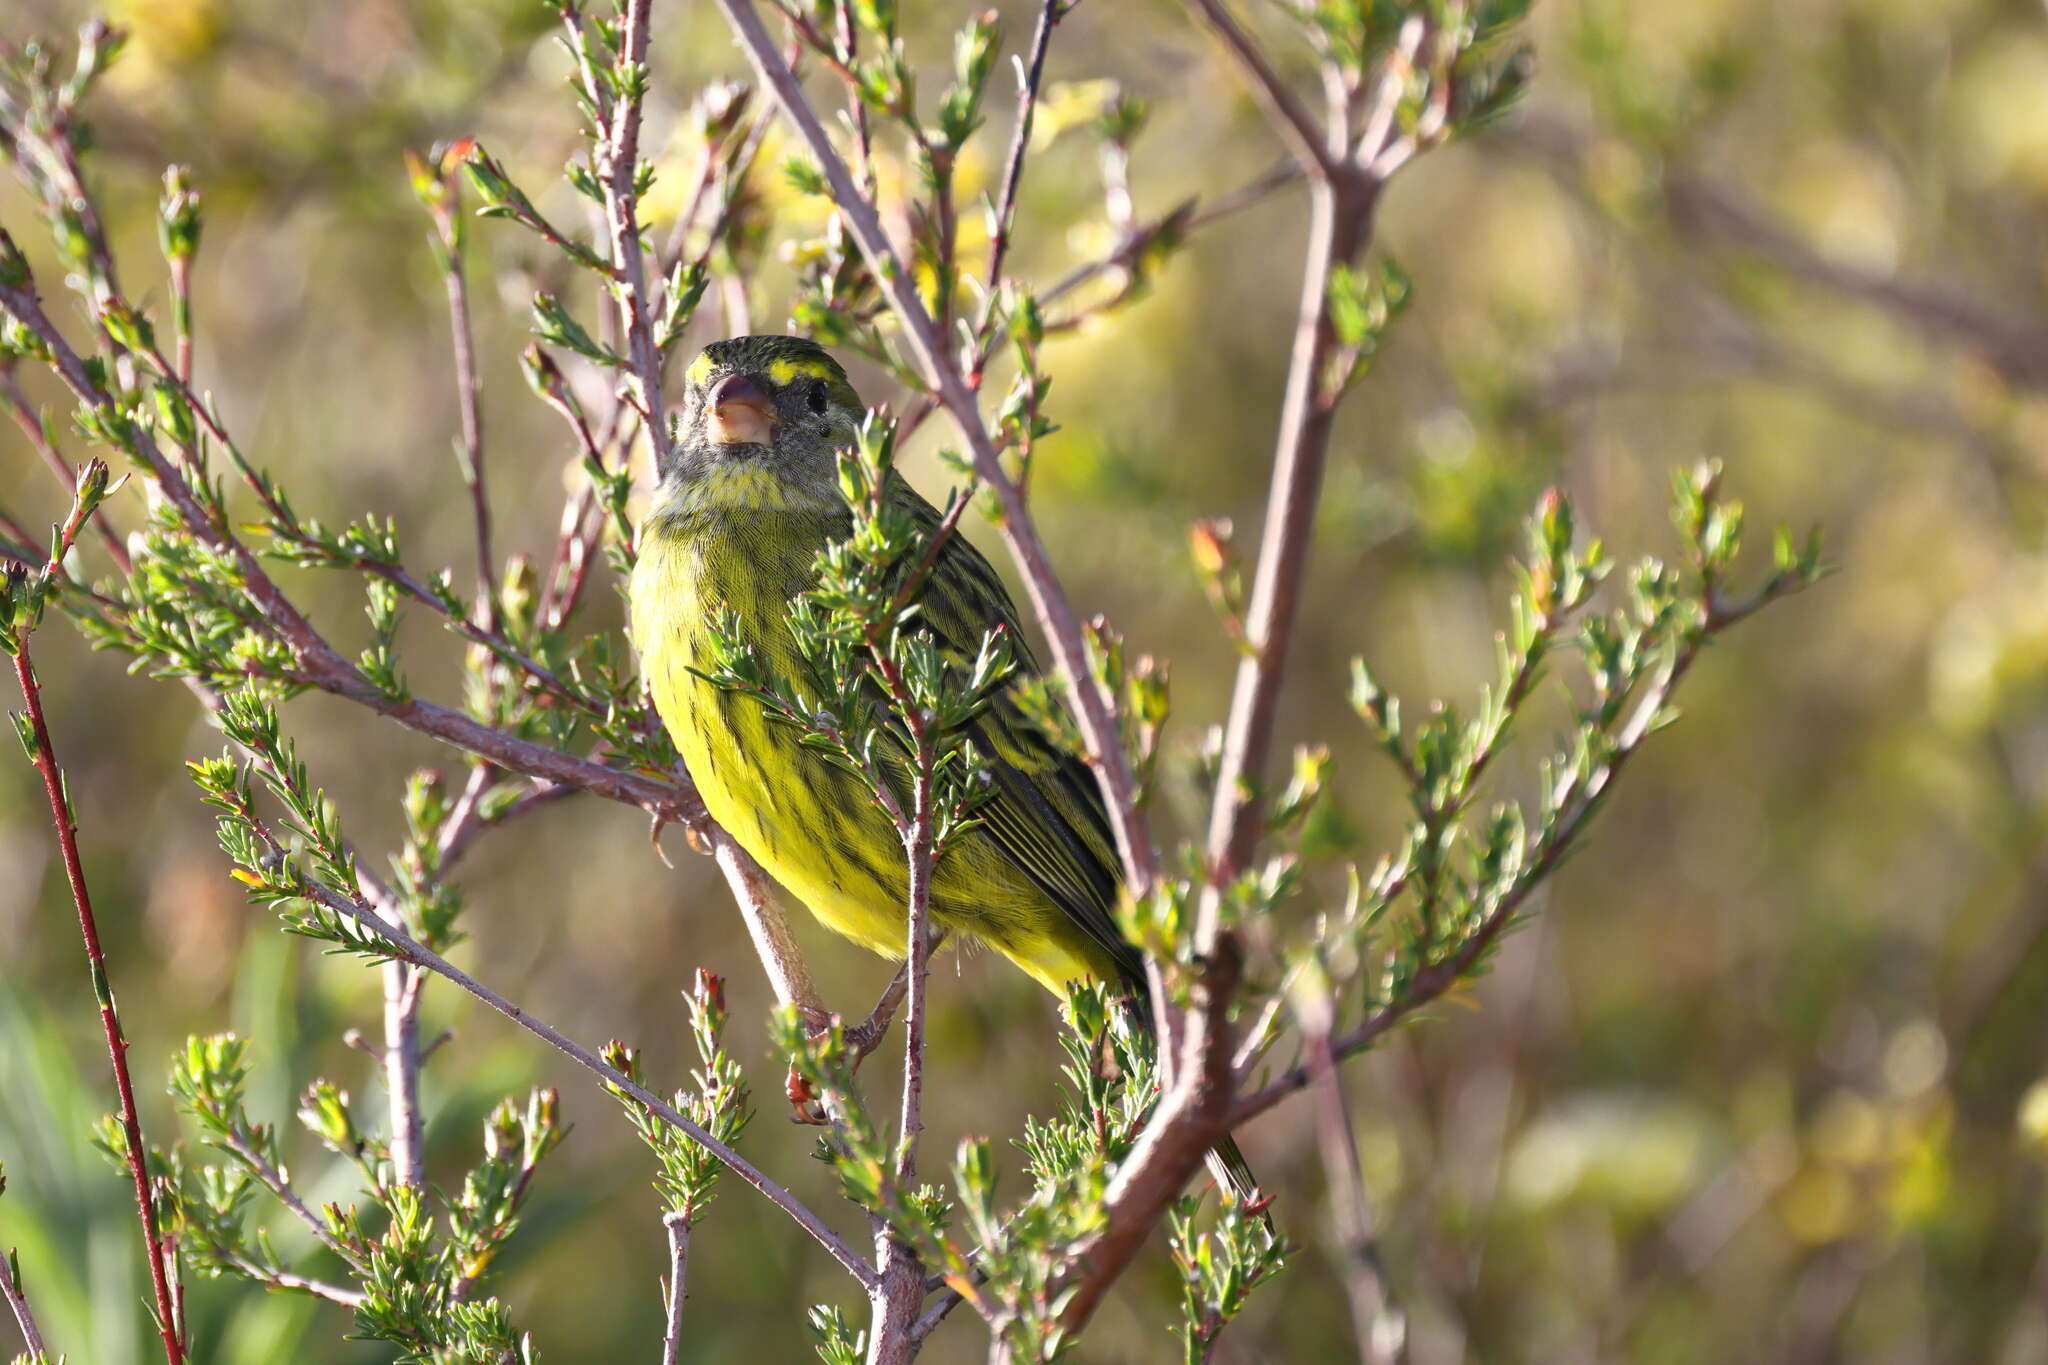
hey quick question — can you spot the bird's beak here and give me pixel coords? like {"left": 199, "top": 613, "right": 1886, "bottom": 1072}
{"left": 706, "top": 371, "right": 779, "bottom": 448}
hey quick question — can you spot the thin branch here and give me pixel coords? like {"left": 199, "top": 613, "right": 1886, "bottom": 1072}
{"left": 215, "top": 1251, "right": 364, "bottom": 1308}
{"left": 435, "top": 166, "right": 499, "bottom": 631}
{"left": 272, "top": 865, "right": 873, "bottom": 1288}
{"left": 1196, "top": 173, "right": 1376, "bottom": 933}
{"left": 845, "top": 960, "right": 912, "bottom": 1063}
{"left": 9, "top": 634, "right": 185, "bottom": 1365}
{"left": 1188, "top": 11, "right": 1422, "bottom": 950}
{"left": 910, "top": 157, "right": 1303, "bottom": 445}
{"left": 586, "top": 0, "right": 667, "bottom": 443}
{"left": 1184, "top": 0, "right": 1338, "bottom": 175}
{"left": 965, "top": 0, "right": 1062, "bottom": 393}
{"left": 660, "top": 1211, "right": 690, "bottom": 1365}
{"left": 1301, "top": 997, "right": 1402, "bottom": 1364}
{"left": 438, "top": 778, "right": 578, "bottom": 874}
{"left": 216, "top": 1125, "right": 366, "bottom": 1270}
{"left": 861, "top": 602, "right": 946, "bottom": 1359}
{"left": 3, "top": 366, "right": 129, "bottom": 571}
{"left": 908, "top": 1277, "right": 968, "bottom": 1342}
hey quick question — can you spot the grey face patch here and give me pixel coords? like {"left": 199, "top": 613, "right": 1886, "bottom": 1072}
{"left": 662, "top": 336, "right": 867, "bottom": 503}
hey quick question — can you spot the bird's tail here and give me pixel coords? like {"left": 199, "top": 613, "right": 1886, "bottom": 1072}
{"left": 1205, "top": 1134, "right": 1263, "bottom": 1207}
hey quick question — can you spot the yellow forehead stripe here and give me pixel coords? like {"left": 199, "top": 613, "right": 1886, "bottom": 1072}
{"left": 685, "top": 352, "right": 718, "bottom": 386}
{"left": 767, "top": 356, "right": 838, "bottom": 387}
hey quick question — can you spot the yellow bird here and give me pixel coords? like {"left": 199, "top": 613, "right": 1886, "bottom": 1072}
{"left": 632, "top": 335, "right": 1255, "bottom": 1196}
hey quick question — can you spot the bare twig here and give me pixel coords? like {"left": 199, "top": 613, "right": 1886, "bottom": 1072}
{"left": 1197, "top": 171, "right": 1377, "bottom": 923}
{"left": 1187, "top": 6, "right": 1416, "bottom": 952}
{"left": 3, "top": 366, "right": 129, "bottom": 570}
{"left": 845, "top": 960, "right": 913, "bottom": 1063}
{"left": 709, "top": 827, "right": 825, "bottom": 1017}
{"left": 908, "top": 1276, "right": 969, "bottom": 1342}
{"left": 660, "top": 1210, "right": 690, "bottom": 1365}
{"left": 438, "top": 778, "right": 578, "bottom": 874}
{"left": 581, "top": 0, "right": 667, "bottom": 442}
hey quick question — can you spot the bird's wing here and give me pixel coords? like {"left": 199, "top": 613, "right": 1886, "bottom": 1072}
{"left": 888, "top": 477, "right": 1145, "bottom": 985}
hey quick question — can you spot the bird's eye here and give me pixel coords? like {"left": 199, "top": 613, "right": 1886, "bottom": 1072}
{"left": 806, "top": 381, "right": 830, "bottom": 416}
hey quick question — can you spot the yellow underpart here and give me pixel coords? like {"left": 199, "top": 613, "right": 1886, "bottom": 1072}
{"left": 767, "top": 356, "right": 840, "bottom": 387}
{"left": 631, "top": 495, "right": 1122, "bottom": 998}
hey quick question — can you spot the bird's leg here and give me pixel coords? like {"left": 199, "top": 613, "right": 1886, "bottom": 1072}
{"left": 843, "top": 962, "right": 913, "bottom": 1060}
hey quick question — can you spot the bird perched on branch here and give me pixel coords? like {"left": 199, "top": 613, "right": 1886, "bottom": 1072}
{"left": 630, "top": 334, "right": 1256, "bottom": 1199}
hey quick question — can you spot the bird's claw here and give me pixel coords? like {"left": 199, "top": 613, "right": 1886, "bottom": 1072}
{"left": 784, "top": 1005, "right": 862, "bottom": 1126}
{"left": 785, "top": 1063, "right": 830, "bottom": 1125}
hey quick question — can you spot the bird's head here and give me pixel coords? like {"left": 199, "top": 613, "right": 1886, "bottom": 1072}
{"left": 660, "top": 335, "right": 867, "bottom": 511}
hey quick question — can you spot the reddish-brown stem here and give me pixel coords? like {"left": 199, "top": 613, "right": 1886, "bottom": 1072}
{"left": 1189, "top": 4, "right": 1430, "bottom": 949}
{"left": 381, "top": 958, "right": 426, "bottom": 1189}
{"left": 11, "top": 644, "right": 185, "bottom": 1365}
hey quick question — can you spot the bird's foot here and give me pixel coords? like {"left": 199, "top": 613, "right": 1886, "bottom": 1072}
{"left": 785, "top": 1064, "right": 830, "bottom": 1125}
{"left": 841, "top": 1014, "right": 890, "bottom": 1060}
{"left": 784, "top": 1004, "right": 856, "bottom": 1126}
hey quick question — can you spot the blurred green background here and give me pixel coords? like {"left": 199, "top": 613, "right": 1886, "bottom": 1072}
{"left": 6, "top": 0, "right": 2048, "bottom": 1360}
